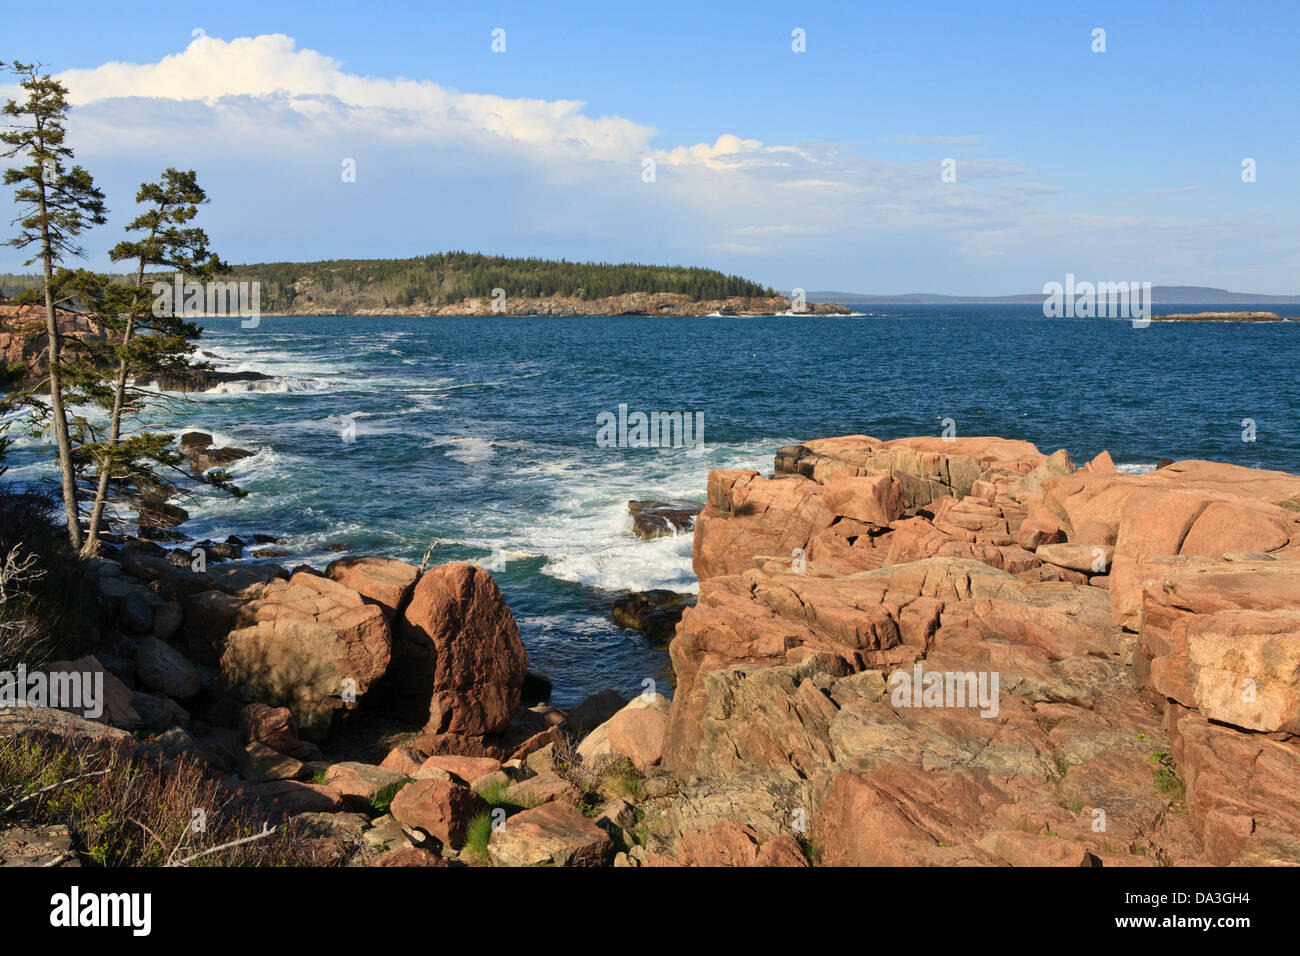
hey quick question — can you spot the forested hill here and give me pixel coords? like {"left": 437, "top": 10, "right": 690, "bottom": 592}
{"left": 222, "top": 252, "right": 774, "bottom": 311}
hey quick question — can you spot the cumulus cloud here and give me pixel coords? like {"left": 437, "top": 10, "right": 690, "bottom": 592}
{"left": 52, "top": 34, "right": 654, "bottom": 162}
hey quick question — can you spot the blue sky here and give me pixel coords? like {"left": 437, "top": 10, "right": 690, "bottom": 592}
{"left": 2, "top": 0, "right": 1297, "bottom": 293}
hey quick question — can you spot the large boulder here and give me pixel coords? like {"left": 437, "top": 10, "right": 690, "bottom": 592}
{"left": 388, "top": 777, "right": 487, "bottom": 847}
{"left": 486, "top": 802, "right": 613, "bottom": 867}
{"left": 1042, "top": 463, "right": 1300, "bottom": 630}
{"left": 604, "top": 694, "right": 671, "bottom": 770}
{"left": 692, "top": 470, "right": 832, "bottom": 581}
{"left": 134, "top": 636, "right": 202, "bottom": 700}
{"left": 220, "top": 571, "right": 392, "bottom": 736}
{"left": 822, "top": 474, "right": 906, "bottom": 526}
{"left": 380, "top": 563, "right": 527, "bottom": 735}
{"left": 326, "top": 557, "right": 420, "bottom": 621}
{"left": 1137, "top": 558, "right": 1300, "bottom": 696}
{"left": 577, "top": 693, "right": 671, "bottom": 768}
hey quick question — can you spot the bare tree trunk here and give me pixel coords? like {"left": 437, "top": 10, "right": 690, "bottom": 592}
{"left": 82, "top": 235, "right": 158, "bottom": 557}
{"left": 80, "top": 315, "right": 131, "bottom": 556}
{"left": 36, "top": 174, "right": 82, "bottom": 550}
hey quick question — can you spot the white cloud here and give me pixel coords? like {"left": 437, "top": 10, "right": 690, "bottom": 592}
{"left": 5, "top": 33, "right": 1284, "bottom": 292}
{"left": 52, "top": 34, "right": 653, "bottom": 162}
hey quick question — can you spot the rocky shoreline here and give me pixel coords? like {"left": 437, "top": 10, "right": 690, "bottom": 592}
{"left": 6, "top": 433, "right": 1300, "bottom": 866}
{"left": 224, "top": 292, "right": 852, "bottom": 318}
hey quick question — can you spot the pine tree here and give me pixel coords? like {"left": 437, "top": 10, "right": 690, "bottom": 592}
{"left": 79, "top": 169, "right": 228, "bottom": 555}
{"left": 2, "top": 62, "right": 108, "bottom": 548}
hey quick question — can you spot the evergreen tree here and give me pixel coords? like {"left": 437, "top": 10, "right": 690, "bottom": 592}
{"left": 79, "top": 169, "right": 228, "bottom": 555}
{"left": 2, "top": 62, "right": 108, "bottom": 548}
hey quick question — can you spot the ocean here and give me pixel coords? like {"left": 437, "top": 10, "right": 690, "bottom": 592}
{"left": 7, "top": 305, "right": 1300, "bottom": 706}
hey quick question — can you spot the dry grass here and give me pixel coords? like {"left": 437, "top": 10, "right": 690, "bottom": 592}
{"left": 0, "top": 489, "right": 94, "bottom": 669}
{"left": 0, "top": 733, "right": 325, "bottom": 866}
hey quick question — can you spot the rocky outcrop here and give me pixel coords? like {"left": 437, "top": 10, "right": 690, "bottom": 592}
{"left": 15, "top": 432, "right": 1297, "bottom": 868}
{"left": 137, "top": 369, "right": 274, "bottom": 392}
{"left": 0, "top": 304, "right": 105, "bottom": 387}
{"left": 611, "top": 590, "right": 694, "bottom": 643}
{"left": 627, "top": 500, "right": 700, "bottom": 540}
{"left": 645, "top": 435, "right": 1300, "bottom": 866}
{"left": 1150, "top": 311, "right": 1285, "bottom": 322}
{"left": 179, "top": 431, "right": 253, "bottom": 472}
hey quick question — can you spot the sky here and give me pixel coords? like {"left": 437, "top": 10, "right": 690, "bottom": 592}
{"left": 1, "top": 0, "right": 1297, "bottom": 295}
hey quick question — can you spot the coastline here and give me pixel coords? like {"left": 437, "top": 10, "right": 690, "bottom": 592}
{"left": 11, "top": 430, "right": 1300, "bottom": 866}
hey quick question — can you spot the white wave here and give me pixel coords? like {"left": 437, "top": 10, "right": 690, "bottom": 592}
{"left": 443, "top": 437, "right": 496, "bottom": 464}
{"left": 204, "top": 375, "right": 323, "bottom": 394}
{"left": 1116, "top": 462, "right": 1158, "bottom": 475}
{"left": 498, "top": 439, "right": 781, "bottom": 594}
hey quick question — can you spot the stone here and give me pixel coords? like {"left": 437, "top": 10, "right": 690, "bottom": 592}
{"left": 120, "top": 589, "right": 155, "bottom": 634}
{"left": 221, "top": 571, "right": 392, "bottom": 735}
{"left": 822, "top": 474, "right": 906, "bottom": 525}
{"left": 389, "top": 777, "right": 489, "bottom": 848}
{"left": 1154, "top": 609, "right": 1300, "bottom": 734}
{"left": 241, "top": 703, "right": 312, "bottom": 760}
{"left": 0, "top": 706, "right": 133, "bottom": 757}
{"left": 565, "top": 689, "right": 629, "bottom": 735}
{"left": 325, "top": 762, "right": 411, "bottom": 809}
{"left": 367, "top": 846, "right": 449, "bottom": 867}
{"left": 363, "top": 814, "right": 415, "bottom": 850}
{"left": 235, "top": 779, "right": 344, "bottom": 816}
{"left": 627, "top": 500, "right": 700, "bottom": 540}
{"left": 503, "top": 771, "right": 579, "bottom": 807}
{"left": 486, "top": 802, "right": 614, "bottom": 866}
{"left": 0, "top": 825, "right": 78, "bottom": 867}
{"left": 611, "top": 590, "right": 694, "bottom": 643}
{"left": 414, "top": 755, "right": 502, "bottom": 784}
{"left": 605, "top": 693, "right": 671, "bottom": 770}
{"left": 1168, "top": 704, "right": 1300, "bottom": 865}
{"left": 134, "top": 636, "right": 202, "bottom": 700}
{"left": 326, "top": 556, "right": 420, "bottom": 620}
{"left": 39, "top": 655, "right": 140, "bottom": 729}
{"left": 237, "top": 741, "right": 304, "bottom": 782}
{"left": 382, "top": 563, "right": 527, "bottom": 735}
{"left": 151, "top": 600, "right": 183, "bottom": 641}
{"left": 1035, "top": 542, "right": 1113, "bottom": 575}
{"left": 677, "top": 821, "right": 809, "bottom": 867}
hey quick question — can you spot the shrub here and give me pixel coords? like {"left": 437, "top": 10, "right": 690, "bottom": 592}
{"left": 0, "top": 733, "right": 322, "bottom": 866}
{"left": 0, "top": 487, "right": 94, "bottom": 668}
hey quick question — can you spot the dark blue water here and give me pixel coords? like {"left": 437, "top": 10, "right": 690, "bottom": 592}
{"left": 8, "top": 305, "right": 1299, "bottom": 705}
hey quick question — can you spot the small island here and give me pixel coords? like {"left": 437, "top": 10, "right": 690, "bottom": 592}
{"left": 1150, "top": 310, "right": 1286, "bottom": 322}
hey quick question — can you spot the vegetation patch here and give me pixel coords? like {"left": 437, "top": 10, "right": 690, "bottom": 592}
{"left": 0, "top": 734, "right": 319, "bottom": 866}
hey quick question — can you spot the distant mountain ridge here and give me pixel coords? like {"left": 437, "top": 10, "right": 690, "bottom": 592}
{"left": 807, "top": 286, "right": 1300, "bottom": 305}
